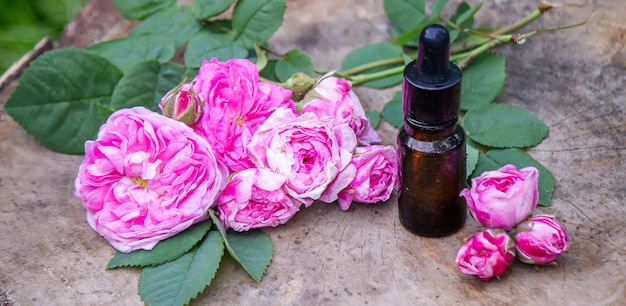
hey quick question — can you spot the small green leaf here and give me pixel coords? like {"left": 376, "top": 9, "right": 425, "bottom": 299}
{"left": 130, "top": 6, "right": 202, "bottom": 47}
{"left": 464, "top": 103, "right": 549, "bottom": 148}
{"left": 460, "top": 52, "right": 506, "bottom": 110}
{"left": 4, "top": 48, "right": 122, "bottom": 154}
{"left": 392, "top": 18, "right": 437, "bottom": 46}
{"left": 138, "top": 230, "right": 224, "bottom": 306}
{"left": 383, "top": 0, "right": 427, "bottom": 33}
{"left": 232, "top": 0, "right": 286, "bottom": 49}
{"left": 470, "top": 152, "right": 500, "bottom": 180}
{"left": 107, "top": 221, "right": 212, "bottom": 269}
{"left": 96, "top": 103, "right": 115, "bottom": 122}
{"left": 454, "top": 2, "right": 482, "bottom": 28}
{"left": 366, "top": 110, "right": 380, "bottom": 129}
{"left": 208, "top": 210, "right": 273, "bottom": 282}
{"left": 381, "top": 91, "right": 403, "bottom": 128}
{"left": 259, "top": 59, "right": 279, "bottom": 82}
{"left": 274, "top": 50, "right": 314, "bottom": 82}
{"left": 486, "top": 148, "right": 556, "bottom": 206}
{"left": 184, "top": 32, "right": 248, "bottom": 67}
{"left": 225, "top": 229, "right": 274, "bottom": 283}
{"left": 193, "top": 0, "right": 234, "bottom": 19}
{"left": 111, "top": 61, "right": 186, "bottom": 112}
{"left": 113, "top": 0, "right": 176, "bottom": 21}
{"left": 466, "top": 142, "right": 479, "bottom": 179}
{"left": 432, "top": 0, "right": 450, "bottom": 17}
{"left": 87, "top": 34, "right": 175, "bottom": 72}
{"left": 342, "top": 42, "right": 403, "bottom": 89}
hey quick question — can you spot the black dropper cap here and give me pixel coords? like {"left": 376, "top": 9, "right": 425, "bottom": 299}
{"left": 402, "top": 24, "right": 461, "bottom": 127}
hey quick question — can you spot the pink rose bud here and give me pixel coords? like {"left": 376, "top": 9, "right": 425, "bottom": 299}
{"left": 456, "top": 228, "right": 516, "bottom": 281}
{"left": 460, "top": 164, "right": 539, "bottom": 231}
{"left": 159, "top": 83, "right": 203, "bottom": 126}
{"left": 514, "top": 215, "right": 569, "bottom": 264}
{"left": 285, "top": 72, "right": 315, "bottom": 101}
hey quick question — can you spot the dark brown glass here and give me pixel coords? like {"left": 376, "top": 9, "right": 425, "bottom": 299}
{"left": 397, "top": 122, "right": 466, "bottom": 237}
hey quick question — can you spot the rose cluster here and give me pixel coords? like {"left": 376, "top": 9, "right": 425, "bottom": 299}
{"left": 74, "top": 58, "right": 398, "bottom": 252}
{"left": 455, "top": 165, "right": 570, "bottom": 281}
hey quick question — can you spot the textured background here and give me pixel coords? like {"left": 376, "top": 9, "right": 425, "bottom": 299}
{"left": 1, "top": 0, "right": 625, "bottom": 304}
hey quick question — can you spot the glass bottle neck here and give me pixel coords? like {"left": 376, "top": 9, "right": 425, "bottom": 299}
{"left": 403, "top": 117, "right": 459, "bottom": 141}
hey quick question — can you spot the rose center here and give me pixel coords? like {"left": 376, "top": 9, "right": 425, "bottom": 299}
{"left": 131, "top": 177, "right": 149, "bottom": 189}
{"left": 236, "top": 116, "right": 245, "bottom": 126}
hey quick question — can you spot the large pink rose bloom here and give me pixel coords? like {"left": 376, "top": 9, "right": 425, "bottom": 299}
{"left": 302, "top": 76, "right": 381, "bottom": 145}
{"left": 460, "top": 164, "right": 539, "bottom": 231}
{"left": 515, "top": 215, "right": 569, "bottom": 264}
{"left": 456, "top": 228, "right": 516, "bottom": 281}
{"left": 218, "top": 168, "right": 301, "bottom": 231}
{"left": 321, "top": 145, "right": 398, "bottom": 210}
{"left": 74, "top": 107, "right": 228, "bottom": 253}
{"left": 248, "top": 108, "right": 357, "bottom": 206}
{"left": 190, "top": 58, "right": 294, "bottom": 172}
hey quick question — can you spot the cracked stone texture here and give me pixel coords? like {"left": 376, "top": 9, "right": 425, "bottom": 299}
{"left": 1, "top": 0, "right": 625, "bottom": 305}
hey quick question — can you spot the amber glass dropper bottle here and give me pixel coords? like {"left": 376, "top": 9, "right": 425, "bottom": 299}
{"left": 397, "top": 24, "right": 466, "bottom": 237}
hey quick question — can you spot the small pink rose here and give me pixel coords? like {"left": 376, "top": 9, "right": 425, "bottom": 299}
{"left": 302, "top": 76, "right": 381, "bottom": 145}
{"left": 159, "top": 83, "right": 203, "bottom": 126}
{"left": 74, "top": 107, "right": 228, "bottom": 253}
{"left": 460, "top": 164, "right": 539, "bottom": 231}
{"left": 514, "top": 215, "right": 569, "bottom": 264}
{"left": 218, "top": 168, "right": 301, "bottom": 231}
{"left": 456, "top": 228, "right": 516, "bottom": 281}
{"left": 321, "top": 145, "right": 398, "bottom": 210}
{"left": 248, "top": 108, "right": 357, "bottom": 206}
{"left": 190, "top": 58, "right": 295, "bottom": 172}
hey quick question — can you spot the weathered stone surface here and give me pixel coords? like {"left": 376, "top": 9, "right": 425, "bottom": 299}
{"left": 1, "top": 0, "right": 624, "bottom": 305}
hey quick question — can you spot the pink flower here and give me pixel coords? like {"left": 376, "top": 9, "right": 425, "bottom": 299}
{"left": 456, "top": 228, "right": 516, "bottom": 281}
{"left": 158, "top": 83, "right": 203, "bottom": 126}
{"left": 514, "top": 215, "right": 569, "bottom": 264}
{"left": 248, "top": 108, "right": 357, "bottom": 206}
{"left": 218, "top": 168, "right": 301, "bottom": 231}
{"left": 302, "top": 76, "right": 381, "bottom": 145}
{"left": 74, "top": 107, "right": 228, "bottom": 253}
{"left": 321, "top": 145, "right": 398, "bottom": 210}
{"left": 190, "top": 58, "right": 295, "bottom": 172}
{"left": 460, "top": 164, "right": 539, "bottom": 231}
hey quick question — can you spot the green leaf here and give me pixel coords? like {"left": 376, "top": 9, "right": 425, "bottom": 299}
{"left": 366, "top": 110, "right": 380, "bottom": 129}
{"left": 392, "top": 18, "right": 437, "bottom": 46}
{"left": 184, "top": 32, "right": 248, "bottom": 67}
{"left": 402, "top": 53, "right": 413, "bottom": 65}
{"left": 274, "top": 50, "right": 314, "bottom": 82}
{"left": 342, "top": 42, "right": 403, "bottom": 89}
{"left": 259, "top": 59, "right": 279, "bottom": 82}
{"left": 107, "top": 221, "right": 212, "bottom": 269}
{"left": 470, "top": 152, "right": 500, "bottom": 179}
{"left": 111, "top": 61, "right": 186, "bottom": 112}
{"left": 232, "top": 0, "right": 286, "bottom": 49}
{"left": 87, "top": 34, "right": 175, "bottom": 72}
{"left": 432, "top": 0, "right": 450, "bottom": 17}
{"left": 4, "top": 48, "right": 122, "bottom": 154}
{"left": 96, "top": 103, "right": 116, "bottom": 122}
{"left": 486, "top": 148, "right": 556, "bottom": 206}
{"left": 464, "top": 103, "right": 549, "bottom": 148}
{"left": 466, "top": 142, "right": 479, "bottom": 179}
{"left": 454, "top": 2, "right": 482, "bottom": 28}
{"left": 460, "top": 52, "right": 506, "bottom": 110}
{"left": 193, "top": 0, "right": 234, "bottom": 19}
{"left": 383, "top": 0, "right": 427, "bottom": 33}
{"left": 113, "top": 0, "right": 176, "bottom": 21}
{"left": 139, "top": 230, "right": 224, "bottom": 306}
{"left": 381, "top": 91, "right": 403, "bottom": 128}
{"left": 130, "top": 6, "right": 202, "bottom": 47}
{"left": 209, "top": 210, "right": 273, "bottom": 282}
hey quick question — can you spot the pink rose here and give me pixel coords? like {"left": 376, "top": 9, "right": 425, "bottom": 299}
{"left": 514, "top": 215, "right": 569, "bottom": 264}
{"left": 218, "top": 168, "right": 301, "bottom": 231}
{"left": 456, "top": 228, "right": 516, "bottom": 281}
{"left": 460, "top": 164, "right": 539, "bottom": 231}
{"left": 248, "top": 108, "right": 357, "bottom": 206}
{"left": 302, "top": 76, "right": 381, "bottom": 145}
{"left": 158, "top": 83, "right": 203, "bottom": 126}
{"left": 74, "top": 107, "right": 228, "bottom": 253}
{"left": 190, "top": 58, "right": 295, "bottom": 172}
{"left": 321, "top": 145, "right": 398, "bottom": 210}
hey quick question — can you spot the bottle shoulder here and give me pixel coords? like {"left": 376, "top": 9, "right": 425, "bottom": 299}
{"left": 399, "top": 125, "right": 465, "bottom": 154}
